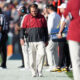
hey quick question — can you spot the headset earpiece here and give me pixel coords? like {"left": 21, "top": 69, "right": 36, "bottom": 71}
{"left": 21, "top": 9, "right": 24, "bottom": 13}
{"left": 20, "top": 6, "right": 26, "bottom": 13}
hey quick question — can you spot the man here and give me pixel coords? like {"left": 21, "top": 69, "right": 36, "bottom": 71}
{"left": 20, "top": 4, "right": 48, "bottom": 77}
{"left": 46, "top": 4, "right": 60, "bottom": 71}
{"left": 57, "top": 0, "right": 80, "bottom": 80}
{"left": 0, "top": 8, "right": 8, "bottom": 69}
{"left": 51, "top": 3, "right": 71, "bottom": 72}
{"left": 17, "top": 5, "right": 29, "bottom": 69}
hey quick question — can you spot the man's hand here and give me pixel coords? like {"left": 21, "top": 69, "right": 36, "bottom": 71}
{"left": 57, "top": 33, "right": 62, "bottom": 39}
{"left": 20, "top": 39, "right": 24, "bottom": 45}
{"left": 45, "top": 41, "right": 48, "bottom": 47}
{"left": 0, "top": 26, "right": 2, "bottom": 32}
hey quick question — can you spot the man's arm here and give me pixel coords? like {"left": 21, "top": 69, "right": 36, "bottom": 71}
{"left": 57, "top": 16, "right": 70, "bottom": 38}
{"left": 57, "top": 21, "right": 66, "bottom": 38}
{"left": 20, "top": 15, "right": 27, "bottom": 45}
{"left": 0, "top": 26, "right": 2, "bottom": 32}
{"left": 42, "top": 16, "right": 49, "bottom": 46}
{"left": 2, "top": 15, "right": 9, "bottom": 34}
{"left": 47, "top": 15, "right": 55, "bottom": 34}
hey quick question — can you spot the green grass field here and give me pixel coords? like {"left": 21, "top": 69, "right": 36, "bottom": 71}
{"left": 66, "top": 71, "right": 73, "bottom": 80}
{"left": 0, "top": 55, "right": 2, "bottom": 63}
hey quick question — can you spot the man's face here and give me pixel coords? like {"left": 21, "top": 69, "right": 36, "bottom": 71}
{"left": 30, "top": 7, "right": 38, "bottom": 17}
{"left": 18, "top": 10, "right": 22, "bottom": 15}
{"left": 46, "top": 8, "right": 50, "bottom": 14}
{"left": 60, "top": 8, "right": 65, "bottom": 13}
{"left": 54, "top": 0, "right": 58, "bottom": 2}
{"left": 17, "top": 10, "right": 23, "bottom": 16}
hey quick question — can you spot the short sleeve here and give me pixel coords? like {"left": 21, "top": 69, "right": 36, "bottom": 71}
{"left": 63, "top": 1, "right": 71, "bottom": 18}
{"left": 20, "top": 15, "right": 27, "bottom": 28}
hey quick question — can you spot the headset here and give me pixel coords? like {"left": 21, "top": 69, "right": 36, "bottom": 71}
{"left": 20, "top": 6, "right": 27, "bottom": 13}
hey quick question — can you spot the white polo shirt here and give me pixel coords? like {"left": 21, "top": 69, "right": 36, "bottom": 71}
{"left": 47, "top": 12, "right": 61, "bottom": 39}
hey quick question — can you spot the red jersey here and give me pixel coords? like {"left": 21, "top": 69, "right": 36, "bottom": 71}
{"left": 63, "top": 0, "right": 80, "bottom": 42}
{"left": 20, "top": 14, "right": 48, "bottom": 42}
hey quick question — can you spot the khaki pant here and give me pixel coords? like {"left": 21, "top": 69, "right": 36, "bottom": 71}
{"left": 68, "top": 40, "right": 80, "bottom": 80}
{"left": 46, "top": 40, "right": 58, "bottom": 67}
{"left": 28, "top": 41, "right": 45, "bottom": 75}
{"left": 21, "top": 41, "right": 29, "bottom": 68}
